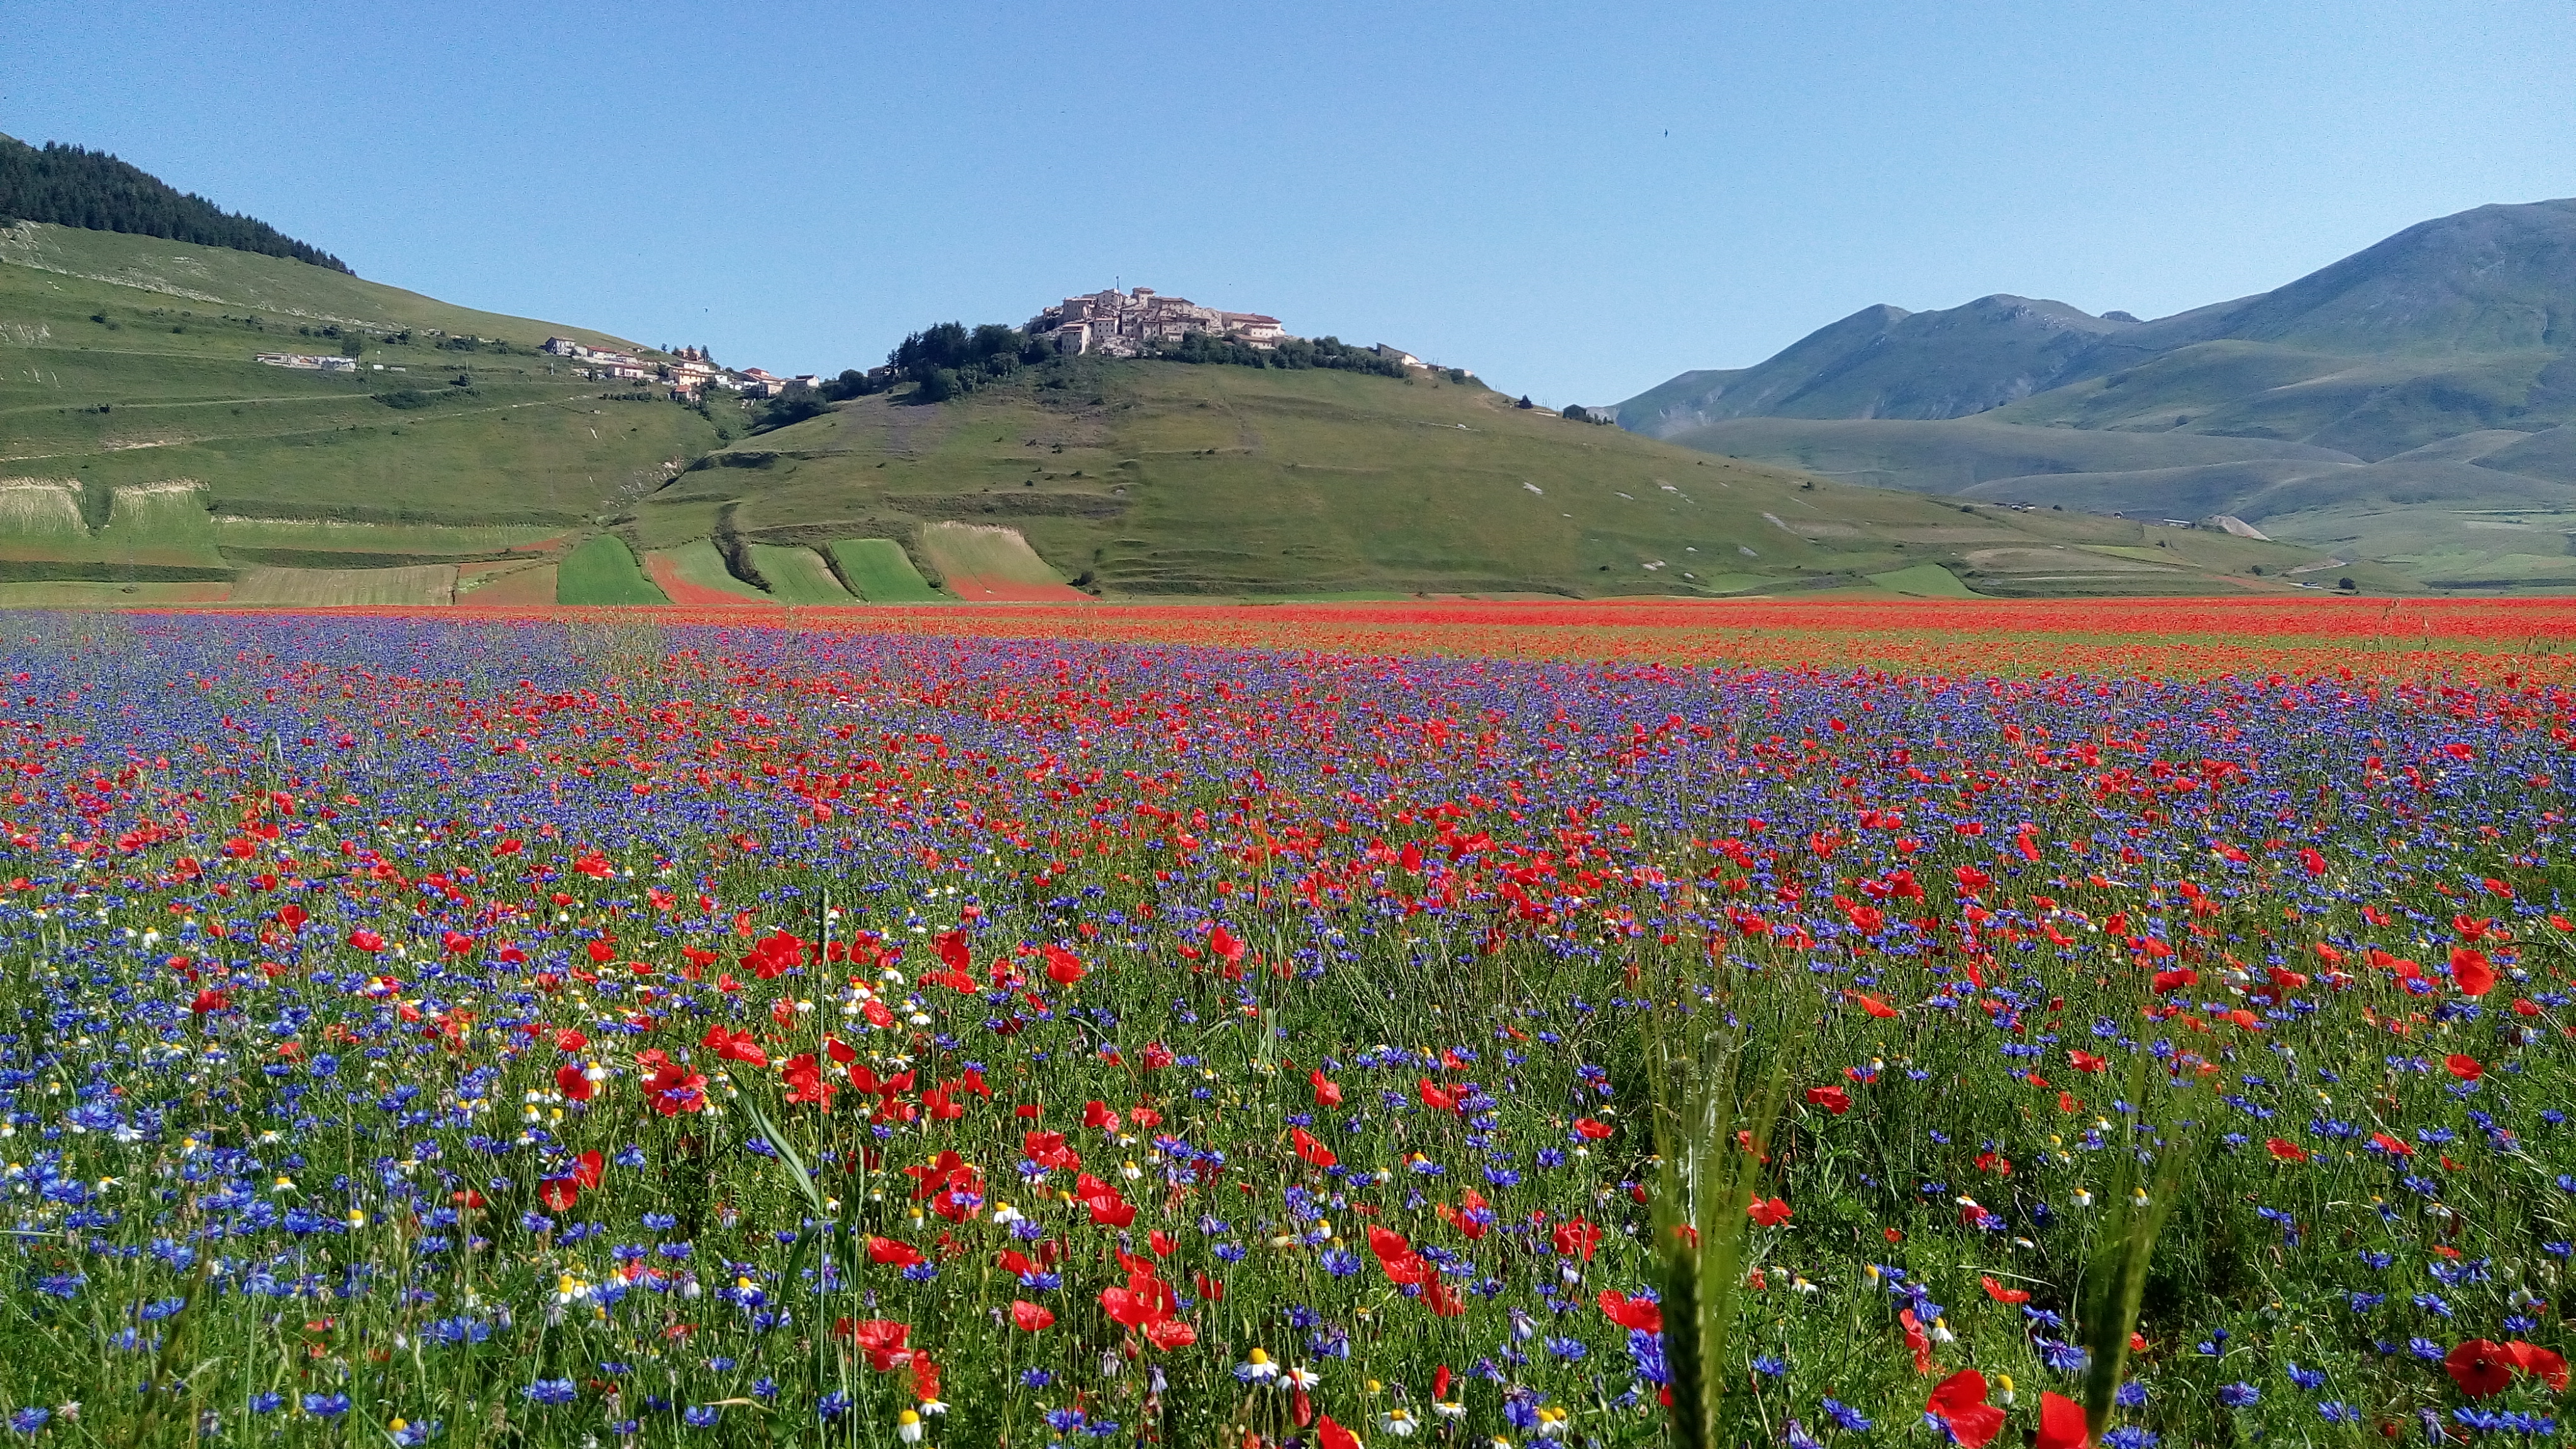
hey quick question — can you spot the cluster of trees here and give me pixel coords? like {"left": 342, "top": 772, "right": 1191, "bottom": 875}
{"left": 1153, "top": 330, "right": 1411, "bottom": 377}
{"left": 0, "top": 137, "right": 350, "bottom": 272}
{"left": 887, "top": 321, "right": 1057, "bottom": 402}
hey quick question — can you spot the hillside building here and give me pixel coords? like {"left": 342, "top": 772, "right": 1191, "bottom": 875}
{"left": 1027, "top": 287, "right": 1290, "bottom": 357}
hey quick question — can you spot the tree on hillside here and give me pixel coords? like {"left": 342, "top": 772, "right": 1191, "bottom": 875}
{"left": 0, "top": 136, "right": 350, "bottom": 271}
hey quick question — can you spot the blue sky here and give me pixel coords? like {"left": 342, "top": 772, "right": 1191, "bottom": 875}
{"left": 7, "top": 2, "right": 2570, "bottom": 404}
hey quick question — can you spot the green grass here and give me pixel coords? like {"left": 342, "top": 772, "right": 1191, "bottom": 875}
{"left": 229, "top": 564, "right": 456, "bottom": 606}
{"left": 555, "top": 534, "right": 665, "bottom": 604}
{"left": 630, "top": 362, "right": 2360, "bottom": 599}
{"left": 826, "top": 538, "right": 943, "bottom": 601}
{"left": 1864, "top": 562, "right": 1979, "bottom": 597}
{"left": 0, "top": 223, "right": 727, "bottom": 534}
{"left": 743, "top": 543, "right": 854, "bottom": 603}
{"left": 0, "top": 221, "right": 2409, "bottom": 599}
{"left": 654, "top": 539, "right": 770, "bottom": 601}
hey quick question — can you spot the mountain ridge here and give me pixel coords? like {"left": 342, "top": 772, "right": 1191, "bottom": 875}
{"left": 1616, "top": 197, "right": 2576, "bottom": 591}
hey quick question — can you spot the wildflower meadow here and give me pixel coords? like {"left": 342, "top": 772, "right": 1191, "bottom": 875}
{"left": 0, "top": 606, "right": 2571, "bottom": 1448}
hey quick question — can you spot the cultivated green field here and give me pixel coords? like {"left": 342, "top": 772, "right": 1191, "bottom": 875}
{"left": 743, "top": 543, "right": 856, "bottom": 603}
{"left": 650, "top": 539, "right": 772, "bottom": 602}
{"left": 554, "top": 534, "right": 665, "bottom": 605}
{"left": 826, "top": 538, "right": 943, "bottom": 601}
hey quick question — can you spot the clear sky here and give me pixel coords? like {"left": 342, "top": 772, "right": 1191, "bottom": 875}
{"left": 6, "top": 1, "right": 2570, "bottom": 406}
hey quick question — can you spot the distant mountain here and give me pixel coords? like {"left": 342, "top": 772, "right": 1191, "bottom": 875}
{"left": 1618, "top": 198, "right": 2576, "bottom": 592}
{"left": 0, "top": 134, "right": 348, "bottom": 273}
{"left": 1619, "top": 296, "right": 2136, "bottom": 431}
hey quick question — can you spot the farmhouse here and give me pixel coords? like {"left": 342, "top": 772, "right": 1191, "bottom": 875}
{"left": 255, "top": 352, "right": 358, "bottom": 372}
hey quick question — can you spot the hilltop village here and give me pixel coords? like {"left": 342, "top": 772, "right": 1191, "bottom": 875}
{"left": 247, "top": 286, "right": 1454, "bottom": 402}
{"left": 1028, "top": 286, "right": 1456, "bottom": 374}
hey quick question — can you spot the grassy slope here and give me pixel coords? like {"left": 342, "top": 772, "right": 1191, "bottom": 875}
{"left": 0, "top": 224, "right": 724, "bottom": 565}
{"left": 0, "top": 221, "right": 2408, "bottom": 601}
{"left": 555, "top": 535, "right": 665, "bottom": 605}
{"left": 826, "top": 539, "right": 942, "bottom": 601}
{"left": 630, "top": 360, "right": 2365, "bottom": 599}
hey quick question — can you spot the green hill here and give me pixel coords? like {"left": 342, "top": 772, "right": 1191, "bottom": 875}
{"left": 618, "top": 355, "right": 2389, "bottom": 599}
{"left": 1618, "top": 199, "right": 2576, "bottom": 592}
{"left": 0, "top": 134, "right": 348, "bottom": 272}
{"left": 0, "top": 221, "right": 723, "bottom": 602}
{"left": 0, "top": 219, "right": 2385, "bottom": 604}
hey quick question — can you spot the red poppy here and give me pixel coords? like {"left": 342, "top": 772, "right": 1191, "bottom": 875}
{"left": 867, "top": 1236, "right": 923, "bottom": 1268}
{"left": 1292, "top": 1126, "right": 1337, "bottom": 1169}
{"left": 1010, "top": 1300, "right": 1054, "bottom": 1332}
{"left": 2507, "top": 1340, "right": 2569, "bottom": 1391}
{"left": 1573, "top": 1117, "right": 1615, "bottom": 1139}
{"left": 1418, "top": 1079, "right": 1461, "bottom": 1113}
{"left": 2036, "top": 1391, "right": 2090, "bottom": 1449}
{"left": 1553, "top": 1216, "right": 1603, "bottom": 1262}
{"left": 1310, "top": 1069, "right": 1343, "bottom": 1107}
{"left": 1846, "top": 989, "right": 1900, "bottom": 1018}
{"left": 2447, "top": 1339, "right": 2514, "bottom": 1398}
{"left": 639, "top": 1056, "right": 706, "bottom": 1116}
{"left": 1316, "top": 1414, "right": 1361, "bottom": 1449}
{"left": 1978, "top": 1275, "right": 2030, "bottom": 1305}
{"left": 1900, "top": 1307, "right": 1933, "bottom": 1374}
{"left": 1804, "top": 1085, "right": 1852, "bottom": 1115}
{"left": 700, "top": 1025, "right": 767, "bottom": 1069}
{"left": 837, "top": 1318, "right": 913, "bottom": 1372}
{"left": 2450, "top": 948, "right": 2497, "bottom": 997}
{"left": 1597, "top": 1290, "right": 1662, "bottom": 1333}
{"left": 1925, "top": 1369, "right": 2006, "bottom": 1449}
{"left": 780, "top": 1053, "right": 835, "bottom": 1107}
{"left": 1746, "top": 1196, "right": 1792, "bottom": 1227}
{"left": 555, "top": 1063, "right": 594, "bottom": 1101}
{"left": 2265, "top": 1136, "right": 2309, "bottom": 1163}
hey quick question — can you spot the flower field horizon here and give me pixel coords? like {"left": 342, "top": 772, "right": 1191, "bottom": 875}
{"left": 0, "top": 602, "right": 2569, "bottom": 1447}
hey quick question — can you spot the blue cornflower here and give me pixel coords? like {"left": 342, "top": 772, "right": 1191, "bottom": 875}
{"left": 817, "top": 1393, "right": 851, "bottom": 1423}
{"left": 2102, "top": 1430, "right": 2158, "bottom": 1449}
{"left": 683, "top": 1406, "right": 721, "bottom": 1428}
{"left": 1823, "top": 1398, "right": 1872, "bottom": 1432}
{"left": 522, "top": 1379, "right": 577, "bottom": 1406}
{"left": 1752, "top": 1353, "right": 1789, "bottom": 1378}
{"left": 2319, "top": 1402, "right": 2360, "bottom": 1424}
{"left": 7, "top": 1407, "right": 48, "bottom": 1435}
{"left": 2218, "top": 1383, "right": 2259, "bottom": 1409}
{"left": 1545, "top": 1336, "right": 1586, "bottom": 1362}
{"left": 2285, "top": 1362, "right": 2327, "bottom": 1392}
{"left": 301, "top": 1393, "right": 350, "bottom": 1418}
{"left": 248, "top": 1393, "right": 284, "bottom": 1414}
